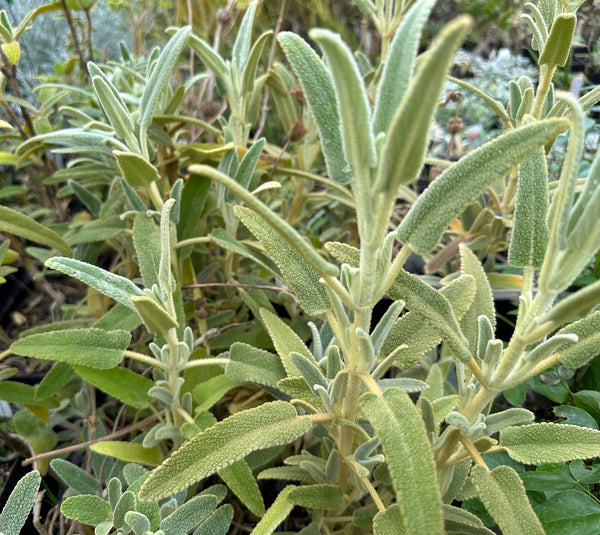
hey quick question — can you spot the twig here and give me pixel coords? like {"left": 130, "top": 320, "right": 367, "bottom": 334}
{"left": 59, "top": 0, "right": 87, "bottom": 74}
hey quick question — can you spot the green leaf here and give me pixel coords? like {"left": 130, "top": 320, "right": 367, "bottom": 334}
{"left": 36, "top": 361, "right": 76, "bottom": 399}
{"left": 360, "top": 388, "right": 444, "bottom": 535}
{"left": 92, "top": 76, "right": 136, "bottom": 144}
{"left": 442, "top": 504, "right": 496, "bottom": 535}
{"left": 67, "top": 179, "right": 102, "bottom": 217}
{"left": 189, "top": 34, "right": 228, "bottom": 80}
{"left": 277, "top": 32, "right": 352, "bottom": 184}
{"left": 372, "top": 0, "right": 437, "bottom": 136}
{"left": 534, "top": 489, "right": 600, "bottom": 535}
{"left": 286, "top": 485, "right": 343, "bottom": 510}
{"left": 114, "top": 151, "right": 161, "bottom": 189}
{"left": 50, "top": 459, "right": 99, "bottom": 495}
{"left": 139, "top": 26, "right": 191, "bottom": 127}
{"left": 508, "top": 147, "right": 550, "bottom": 268}
{"left": 159, "top": 494, "right": 217, "bottom": 534}
{"left": 133, "top": 212, "right": 161, "bottom": 289}
{"left": 0, "top": 470, "right": 41, "bottom": 535}
{"left": 501, "top": 422, "right": 600, "bottom": 463}
{"left": 131, "top": 295, "right": 178, "bottom": 334}
{"left": 539, "top": 13, "right": 577, "bottom": 67}
{"left": 0, "top": 206, "right": 72, "bottom": 257}
{"left": 471, "top": 464, "right": 544, "bottom": 535}
{"left": 232, "top": 0, "right": 257, "bottom": 70}
{"left": 485, "top": 408, "right": 535, "bottom": 435}
{"left": 210, "top": 228, "right": 280, "bottom": 275}
{"left": 138, "top": 402, "right": 312, "bottom": 501}
{"left": 192, "top": 374, "right": 244, "bottom": 412}
{"left": 0, "top": 381, "right": 57, "bottom": 406}
{"left": 396, "top": 118, "right": 570, "bottom": 254}
{"left": 309, "top": 28, "right": 376, "bottom": 182}
{"left": 45, "top": 257, "right": 144, "bottom": 309}
{"left": 242, "top": 30, "right": 272, "bottom": 97}
{"left": 60, "top": 495, "right": 112, "bottom": 527}
{"left": 251, "top": 486, "right": 295, "bottom": 535}
{"left": 375, "top": 16, "right": 470, "bottom": 193}
{"left": 226, "top": 342, "right": 287, "bottom": 388}
{"left": 125, "top": 511, "right": 150, "bottom": 535}
{"left": 11, "top": 328, "right": 130, "bottom": 369}
{"left": 459, "top": 244, "right": 495, "bottom": 352}
{"left": 219, "top": 460, "right": 265, "bottom": 516}
{"left": 91, "top": 441, "right": 163, "bottom": 466}
{"left": 554, "top": 309, "right": 600, "bottom": 369}
{"left": 72, "top": 365, "right": 153, "bottom": 408}
{"left": 192, "top": 505, "right": 233, "bottom": 535}
{"left": 389, "top": 269, "right": 472, "bottom": 362}
{"left": 373, "top": 504, "right": 406, "bottom": 535}
{"left": 62, "top": 215, "right": 127, "bottom": 245}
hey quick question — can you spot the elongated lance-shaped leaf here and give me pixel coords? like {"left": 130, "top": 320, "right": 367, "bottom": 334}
{"left": 190, "top": 165, "right": 338, "bottom": 279}
{"left": 396, "top": 117, "right": 570, "bottom": 254}
{"left": 0, "top": 206, "right": 72, "bottom": 257}
{"left": 0, "top": 470, "right": 40, "bottom": 535}
{"left": 60, "top": 495, "right": 112, "bottom": 528}
{"left": 219, "top": 460, "right": 265, "bottom": 517}
{"left": 251, "top": 485, "right": 295, "bottom": 535}
{"left": 375, "top": 16, "right": 471, "bottom": 195}
{"left": 242, "top": 30, "right": 272, "bottom": 97}
{"left": 390, "top": 269, "right": 472, "bottom": 362}
{"left": 189, "top": 34, "right": 228, "bottom": 80}
{"left": 554, "top": 311, "right": 600, "bottom": 369}
{"left": 139, "top": 26, "right": 191, "bottom": 127}
{"left": 226, "top": 342, "right": 287, "bottom": 388}
{"left": 225, "top": 138, "right": 265, "bottom": 203}
{"left": 133, "top": 212, "right": 160, "bottom": 289}
{"left": 471, "top": 465, "right": 544, "bottom": 535}
{"left": 485, "top": 408, "right": 535, "bottom": 436}
{"left": 158, "top": 198, "right": 176, "bottom": 317}
{"left": 131, "top": 295, "right": 178, "bottom": 334}
{"left": 361, "top": 388, "right": 444, "bottom": 535}
{"left": 524, "top": 333, "right": 577, "bottom": 363}
{"left": 372, "top": 0, "right": 437, "bottom": 136}
{"left": 92, "top": 76, "right": 136, "bottom": 145}
{"left": 371, "top": 299, "right": 405, "bottom": 356}
{"left": 91, "top": 441, "right": 163, "bottom": 466}
{"left": 442, "top": 505, "right": 495, "bottom": 535}
{"left": 291, "top": 352, "right": 328, "bottom": 393}
{"left": 277, "top": 32, "right": 352, "bottom": 184}
{"left": 373, "top": 504, "right": 407, "bottom": 535}
{"left": 11, "top": 328, "right": 130, "bottom": 369}
{"left": 450, "top": 76, "right": 511, "bottom": 126}
{"left": 193, "top": 505, "right": 233, "bottom": 535}
{"left": 501, "top": 422, "right": 600, "bottom": 463}
{"left": 159, "top": 494, "right": 218, "bottom": 533}
{"left": 539, "top": 278, "right": 600, "bottom": 329}
{"left": 232, "top": 0, "right": 257, "bottom": 71}
{"left": 508, "top": 147, "right": 550, "bottom": 268}
{"left": 459, "top": 244, "right": 495, "bottom": 352}
{"left": 287, "top": 485, "right": 344, "bottom": 510}
{"left": 139, "top": 402, "right": 311, "bottom": 501}
{"left": 16, "top": 128, "right": 119, "bottom": 157}
{"left": 309, "top": 28, "right": 376, "bottom": 181}
{"left": 114, "top": 150, "right": 161, "bottom": 189}
{"left": 67, "top": 179, "right": 102, "bottom": 217}
{"left": 539, "top": 13, "right": 576, "bottom": 67}
{"left": 45, "top": 257, "right": 144, "bottom": 309}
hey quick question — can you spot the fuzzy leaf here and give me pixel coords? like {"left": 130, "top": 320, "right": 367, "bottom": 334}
{"left": 471, "top": 465, "right": 544, "bottom": 534}
{"left": 0, "top": 470, "right": 40, "bottom": 535}
{"left": 233, "top": 138, "right": 265, "bottom": 191}
{"left": 235, "top": 206, "right": 330, "bottom": 315}
{"left": 375, "top": 16, "right": 470, "bottom": 193}
{"left": 485, "top": 408, "right": 535, "bottom": 436}
{"left": 67, "top": 180, "right": 102, "bottom": 217}
{"left": 138, "top": 402, "right": 311, "bottom": 501}
{"left": 92, "top": 76, "right": 135, "bottom": 143}
{"left": 0, "top": 206, "right": 72, "bottom": 257}
{"left": 114, "top": 151, "right": 161, "bottom": 189}
{"left": 309, "top": 28, "right": 376, "bottom": 183}
{"left": 242, "top": 30, "right": 272, "bottom": 97}
{"left": 226, "top": 342, "right": 287, "bottom": 388}
{"left": 361, "top": 388, "right": 444, "bottom": 534}
{"left": 159, "top": 494, "right": 217, "bottom": 534}
{"left": 556, "top": 311, "right": 600, "bottom": 368}
{"left": 60, "top": 495, "right": 112, "bottom": 527}
{"left": 139, "top": 26, "right": 191, "bottom": 127}
{"left": 91, "top": 441, "right": 163, "bottom": 466}
{"left": 459, "top": 244, "right": 495, "bottom": 351}
{"left": 11, "top": 328, "right": 130, "bottom": 369}
{"left": 50, "top": 459, "right": 99, "bottom": 495}
{"left": 539, "top": 13, "right": 576, "bottom": 67}
{"left": 396, "top": 118, "right": 570, "bottom": 254}
{"left": 192, "top": 505, "right": 233, "bottom": 535}
{"left": 131, "top": 295, "right": 178, "bottom": 334}
{"left": 133, "top": 212, "right": 161, "bottom": 288}
{"left": 45, "top": 257, "right": 144, "bottom": 309}
{"left": 260, "top": 308, "right": 315, "bottom": 377}
{"left": 192, "top": 375, "right": 244, "bottom": 412}
{"left": 442, "top": 504, "right": 495, "bottom": 535}
{"left": 232, "top": 0, "right": 257, "bottom": 70}
{"left": 501, "top": 423, "right": 600, "bottom": 463}
{"left": 72, "top": 365, "right": 153, "bottom": 408}
{"left": 189, "top": 34, "right": 228, "bottom": 80}
{"left": 251, "top": 486, "right": 295, "bottom": 535}
{"left": 62, "top": 215, "right": 128, "bottom": 245}
{"left": 277, "top": 33, "right": 352, "bottom": 184}
{"left": 372, "top": 0, "right": 436, "bottom": 136}
{"left": 210, "top": 228, "right": 280, "bottom": 275}
{"left": 286, "top": 485, "right": 344, "bottom": 510}
{"left": 373, "top": 504, "right": 406, "bottom": 535}
{"left": 218, "top": 460, "right": 265, "bottom": 516}
{"left": 509, "top": 147, "right": 550, "bottom": 268}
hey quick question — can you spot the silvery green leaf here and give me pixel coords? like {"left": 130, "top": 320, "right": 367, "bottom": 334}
{"left": 477, "top": 315, "right": 494, "bottom": 362}
{"left": 67, "top": 179, "right": 102, "bottom": 217}
{"left": 242, "top": 30, "right": 272, "bottom": 97}
{"left": 326, "top": 344, "right": 343, "bottom": 380}
{"left": 232, "top": 0, "right": 257, "bottom": 71}
{"left": 159, "top": 494, "right": 218, "bottom": 535}
{"left": 372, "top": 0, "right": 437, "bottom": 136}
{"left": 361, "top": 388, "right": 444, "bottom": 534}
{"left": 354, "top": 0, "right": 376, "bottom": 14}
{"left": 50, "top": 459, "right": 99, "bottom": 495}
{"left": 508, "top": 147, "right": 549, "bottom": 268}
{"left": 121, "top": 179, "right": 147, "bottom": 211}
{"left": 290, "top": 352, "right": 328, "bottom": 394}
{"left": 189, "top": 34, "right": 228, "bottom": 80}
{"left": 158, "top": 199, "right": 176, "bottom": 314}
{"left": 251, "top": 485, "right": 295, "bottom": 535}
{"left": 375, "top": 16, "right": 470, "bottom": 194}
{"left": 377, "top": 378, "right": 429, "bottom": 393}
{"left": 92, "top": 76, "right": 136, "bottom": 145}
{"left": 91, "top": 441, "right": 163, "bottom": 466}
{"left": 287, "top": 485, "right": 344, "bottom": 510}
{"left": 555, "top": 311, "right": 600, "bottom": 369}
{"left": 539, "top": 13, "right": 576, "bottom": 67}
{"left": 370, "top": 300, "right": 405, "bottom": 356}
{"left": 114, "top": 150, "right": 161, "bottom": 190}
{"left": 131, "top": 295, "right": 178, "bottom": 334}
{"left": 192, "top": 505, "right": 233, "bottom": 535}
{"left": 138, "top": 402, "right": 312, "bottom": 501}
{"left": 0, "top": 206, "right": 72, "bottom": 257}
{"left": 148, "top": 386, "right": 173, "bottom": 407}
{"left": 45, "top": 257, "right": 144, "bottom": 309}
{"left": 226, "top": 138, "right": 265, "bottom": 203}
{"left": 356, "top": 327, "right": 376, "bottom": 372}
{"left": 226, "top": 342, "right": 287, "bottom": 388}
{"left": 501, "top": 423, "right": 600, "bottom": 463}
{"left": 516, "top": 87, "right": 534, "bottom": 121}
{"left": 139, "top": 26, "right": 191, "bottom": 127}
{"left": 396, "top": 118, "right": 569, "bottom": 254}
{"left": 0, "top": 470, "right": 41, "bottom": 535}
{"left": 218, "top": 460, "right": 264, "bottom": 517}
{"left": 277, "top": 32, "right": 352, "bottom": 184}
{"left": 354, "top": 435, "right": 383, "bottom": 466}
{"left": 449, "top": 76, "right": 511, "bottom": 125}
{"left": 524, "top": 333, "right": 577, "bottom": 363}
{"left": 310, "top": 28, "right": 376, "bottom": 183}
{"left": 471, "top": 465, "right": 544, "bottom": 535}
{"left": 133, "top": 212, "right": 160, "bottom": 289}
{"left": 11, "top": 328, "right": 130, "bottom": 369}
{"left": 373, "top": 504, "right": 406, "bottom": 535}
{"left": 61, "top": 495, "right": 112, "bottom": 527}
{"left": 485, "top": 408, "right": 535, "bottom": 436}
{"left": 108, "top": 477, "right": 122, "bottom": 510}
{"left": 125, "top": 511, "right": 151, "bottom": 535}
{"left": 16, "top": 128, "right": 119, "bottom": 157}
{"left": 508, "top": 79, "right": 522, "bottom": 120}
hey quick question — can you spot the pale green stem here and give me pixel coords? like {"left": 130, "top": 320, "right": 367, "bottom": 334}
{"left": 123, "top": 350, "right": 168, "bottom": 371}
{"left": 0, "top": 349, "right": 10, "bottom": 361}
{"left": 176, "top": 407, "right": 196, "bottom": 424}
{"left": 383, "top": 244, "right": 412, "bottom": 295}
{"left": 139, "top": 125, "right": 149, "bottom": 160}
{"left": 522, "top": 266, "right": 535, "bottom": 297}
{"left": 182, "top": 358, "right": 230, "bottom": 369}
{"left": 532, "top": 64, "right": 555, "bottom": 120}
{"left": 357, "top": 372, "right": 383, "bottom": 397}
{"left": 149, "top": 181, "right": 164, "bottom": 211}
{"left": 174, "top": 236, "right": 213, "bottom": 249}
{"left": 346, "top": 461, "right": 386, "bottom": 513}
{"left": 503, "top": 353, "right": 561, "bottom": 389}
